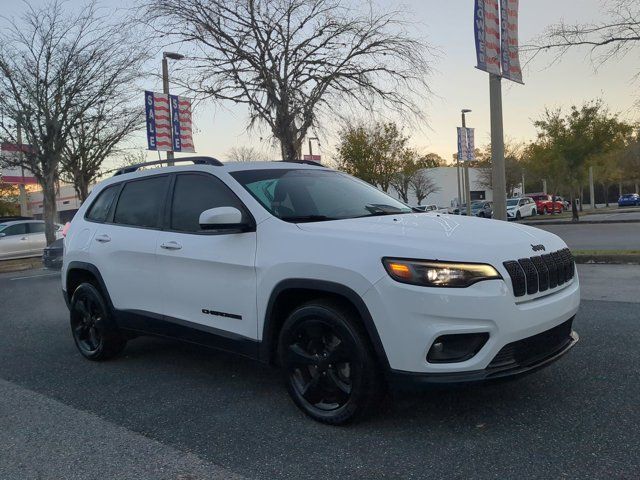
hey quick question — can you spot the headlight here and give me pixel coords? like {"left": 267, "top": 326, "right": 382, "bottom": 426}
{"left": 382, "top": 258, "right": 502, "bottom": 288}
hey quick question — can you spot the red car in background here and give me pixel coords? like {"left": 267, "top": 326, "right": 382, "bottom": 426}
{"left": 528, "top": 193, "right": 565, "bottom": 214}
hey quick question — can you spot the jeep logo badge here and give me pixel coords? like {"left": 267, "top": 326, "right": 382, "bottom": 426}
{"left": 531, "top": 244, "right": 546, "bottom": 252}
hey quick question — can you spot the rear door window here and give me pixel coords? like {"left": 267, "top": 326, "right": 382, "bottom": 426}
{"left": 27, "top": 223, "right": 46, "bottom": 234}
{"left": 86, "top": 185, "right": 120, "bottom": 223}
{"left": 114, "top": 176, "right": 170, "bottom": 228}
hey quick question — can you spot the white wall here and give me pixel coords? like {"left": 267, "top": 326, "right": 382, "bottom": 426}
{"left": 387, "top": 167, "right": 493, "bottom": 208}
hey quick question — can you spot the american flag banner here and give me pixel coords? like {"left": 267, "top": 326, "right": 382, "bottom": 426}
{"left": 145, "top": 91, "right": 173, "bottom": 151}
{"left": 500, "top": 0, "right": 524, "bottom": 84}
{"left": 474, "top": 0, "right": 501, "bottom": 76}
{"left": 170, "top": 95, "right": 195, "bottom": 153}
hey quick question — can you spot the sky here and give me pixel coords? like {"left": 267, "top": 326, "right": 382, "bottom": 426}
{"left": 3, "top": 0, "right": 638, "bottom": 167}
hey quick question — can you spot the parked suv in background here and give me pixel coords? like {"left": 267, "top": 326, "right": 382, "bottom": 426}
{"left": 506, "top": 197, "right": 537, "bottom": 220}
{"left": 528, "top": 194, "right": 565, "bottom": 215}
{"left": 62, "top": 158, "right": 580, "bottom": 424}
{"left": 0, "top": 219, "right": 62, "bottom": 260}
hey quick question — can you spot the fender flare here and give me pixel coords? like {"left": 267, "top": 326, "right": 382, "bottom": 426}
{"left": 65, "top": 261, "right": 114, "bottom": 311}
{"left": 260, "top": 279, "right": 390, "bottom": 370}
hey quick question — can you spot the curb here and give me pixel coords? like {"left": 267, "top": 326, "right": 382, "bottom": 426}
{"left": 574, "top": 254, "right": 640, "bottom": 265}
{"left": 524, "top": 219, "right": 640, "bottom": 226}
{"left": 0, "top": 258, "right": 43, "bottom": 274}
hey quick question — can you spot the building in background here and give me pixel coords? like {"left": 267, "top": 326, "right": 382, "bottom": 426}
{"left": 388, "top": 167, "right": 493, "bottom": 209}
{"left": 27, "top": 183, "right": 83, "bottom": 223}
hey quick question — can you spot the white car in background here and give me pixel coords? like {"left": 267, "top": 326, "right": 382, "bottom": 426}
{"left": 507, "top": 197, "right": 537, "bottom": 221}
{"left": 0, "top": 219, "right": 62, "bottom": 260}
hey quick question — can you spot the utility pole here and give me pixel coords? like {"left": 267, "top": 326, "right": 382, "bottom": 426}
{"left": 462, "top": 110, "right": 472, "bottom": 216}
{"left": 521, "top": 171, "right": 525, "bottom": 196}
{"left": 456, "top": 156, "right": 462, "bottom": 208}
{"left": 589, "top": 166, "right": 595, "bottom": 209}
{"left": 162, "top": 52, "right": 185, "bottom": 166}
{"left": 489, "top": 74, "right": 507, "bottom": 221}
{"left": 542, "top": 179, "right": 547, "bottom": 194}
{"left": 16, "top": 123, "right": 27, "bottom": 217}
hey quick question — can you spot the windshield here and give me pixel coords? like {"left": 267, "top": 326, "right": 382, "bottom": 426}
{"left": 507, "top": 199, "right": 519, "bottom": 206}
{"left": 231, "top": 169, "right": 413, "bottom": 222}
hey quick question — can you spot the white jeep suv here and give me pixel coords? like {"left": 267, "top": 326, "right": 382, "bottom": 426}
{"left": 62, "top": 157, "right": 580, "bottom": 424}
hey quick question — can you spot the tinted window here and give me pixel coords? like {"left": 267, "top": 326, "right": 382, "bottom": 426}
{"left": 114, "top": 176, "right": 169, "bottom": 228}
{"left": 87, "top": 185, "right": 120, "bottom": 222}
{"left": 171, "top": 174, "right": 247, "bottom": 232}
{"left": 27, "top": 222, "right": 45, "bottom": 234}
{"left": 231, "top": 169, "right": 411, "bottom": 222}
{"left": 1, "top": 223, "right": 27, "bottom": 236}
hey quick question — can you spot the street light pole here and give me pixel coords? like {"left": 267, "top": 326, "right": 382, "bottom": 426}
{"left": 462, "top": 109, "right": 472, "bottom": 216}
{"left": 162, "top": 52, "right": 185, "bottom": 166}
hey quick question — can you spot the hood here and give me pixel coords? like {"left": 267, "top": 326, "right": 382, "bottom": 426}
{"left": 296, "top": 213, "right": 566, "bottom": 264}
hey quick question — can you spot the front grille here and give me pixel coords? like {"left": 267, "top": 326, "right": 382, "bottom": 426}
{"left": 488, "top": 318, "right": 574, "bottom": 370}
{"left": 503, "top": 248, "right": 574, "bottom": 298}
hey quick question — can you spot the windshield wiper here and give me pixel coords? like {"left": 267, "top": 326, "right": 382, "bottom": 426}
{"left": 280, "top": 215, "right": 337, "bottom": 223}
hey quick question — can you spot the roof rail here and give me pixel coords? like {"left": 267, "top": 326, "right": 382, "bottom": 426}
{"left": 112, "top": 156, "right": 224, "bottom": 176}
{"left": 279, "top": 160, "right": 324, "bottom": 167}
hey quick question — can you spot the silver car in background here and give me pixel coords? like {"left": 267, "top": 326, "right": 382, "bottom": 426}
{"left": 0, "top": 219, "right": 62, "bottom": 260}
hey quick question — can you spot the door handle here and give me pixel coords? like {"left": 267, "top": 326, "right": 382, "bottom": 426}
{"left": 160, "top": 241, "right": 182, "bottom": 251}
{"left": 95, "top": 234, "right": 111, "bottom": 243}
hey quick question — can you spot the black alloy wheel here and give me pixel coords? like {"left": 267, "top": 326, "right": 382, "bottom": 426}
{"left": 516, "top": 211, "right": 522, "bottom": 220}
{"left": 279, "top": 300, "right": 381, "bottom": 425}
{"left": 70, "top": 283, "right": 126, "bottom": 360}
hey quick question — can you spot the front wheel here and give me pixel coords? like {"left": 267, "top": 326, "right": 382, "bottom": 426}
{"left": 70, "top": 283, "right": 126, "bottom": 360}
{"left": 516, "top": 211, "right": 522, "bottom": 220}
{"left": 278, "top": 300, "right": 382, "bottom": 425}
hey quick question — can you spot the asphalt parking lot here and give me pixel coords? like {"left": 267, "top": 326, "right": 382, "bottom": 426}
{"left": 1, "top": 266, "right": 639, "bottom": 480}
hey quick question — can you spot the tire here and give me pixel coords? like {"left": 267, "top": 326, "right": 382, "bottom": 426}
{"left": 516, "top": 211, "right": 522, "bottom": 220}
{"left": 278, "top": 299, "right": 382, "bottom": 425}
{"left": 70, "top": 283, "right": 126, "bottom": 361}
{"left": 478, "top": 212, "right": 485, "bottom": 218}
{"left": 531, "top": 208, "right": 537, "bottom": 216}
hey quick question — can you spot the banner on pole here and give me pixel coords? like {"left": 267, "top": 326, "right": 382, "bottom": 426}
{"left": 474, "top": 0, "right": 501, "bottom": 76}
{"left": 170, "top": 95, "right": 195, "bottom": 153}
{"left": 465, "top": 128, "right": 475, "bottom": 161}
{"left": 145, "top": 91, "right": 172, "bottom": 151}
{"left": 457, "top": 128, "right": 476, "bottom": 162}
{"left": 457, "top": 128, "right": 468, "bottom": 162}
{"left": 500, "top": 0, "right": 523, "bottom": 84}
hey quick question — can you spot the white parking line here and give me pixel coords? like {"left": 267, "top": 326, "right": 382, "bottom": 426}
{"left": 9, "top": 272, "right": 60, "bottom": 281}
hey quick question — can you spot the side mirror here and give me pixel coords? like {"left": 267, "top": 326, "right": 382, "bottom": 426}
{"left": 0, "top": 232, "right": 5, "bottom": 238}
{"left": 199, "top": 207, "right": 252, "bottom": 231}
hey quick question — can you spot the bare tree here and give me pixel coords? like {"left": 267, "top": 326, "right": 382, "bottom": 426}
{"left": 61, "top": 102, "right": 144, "bottom": 202}
{"left": 144, "top": 0, "right": 432, "bottom": 161}
{"left": 409, "top": 169, "right": 439, "bottom": 206}
{"left": 529, "top": 1, "right": 640, "bottom": 75}
{"left": 227, "top": 146, "right": 269, "bottom": 162}
{"left": 0, "top": 1, "right": 145, "bottom": 243}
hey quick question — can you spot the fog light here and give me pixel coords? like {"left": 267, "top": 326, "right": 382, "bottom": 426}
{"left": 427, "top": 333, "right": 489, "bottom": 363}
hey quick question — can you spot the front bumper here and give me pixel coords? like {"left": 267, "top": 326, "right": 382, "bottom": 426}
{"left": 387, "top": 328, "right": 578, "bottom": 390}
{"left": 363, "top": 271, "right": 580, "bottom": 375}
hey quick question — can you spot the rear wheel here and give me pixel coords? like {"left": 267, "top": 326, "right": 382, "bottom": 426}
{"left": 278, "top": 300, "right": 381, "bottom": 425}
{"left": 70, "top": 283, "right": 126, "bottom": 360}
